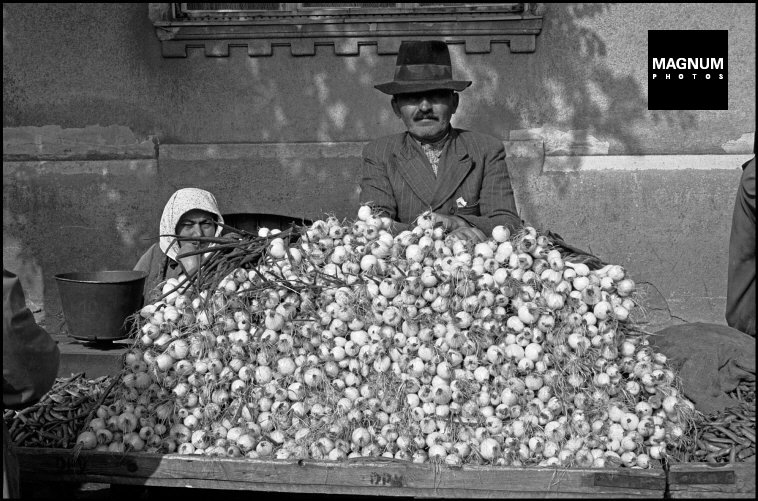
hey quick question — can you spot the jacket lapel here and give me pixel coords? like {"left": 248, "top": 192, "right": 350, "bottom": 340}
{"left": 394, "top": 134, "right": 436, "bottom": 207}
{"left": 431, "top": 130, "right": 473, "bottom": 209}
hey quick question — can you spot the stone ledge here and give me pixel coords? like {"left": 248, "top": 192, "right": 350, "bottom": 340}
{"left": 3, "top": 159, "right": 158, "bottom": 178}
{"left": 161, "top": 141, "right": 546, "bottom": 160}
{"left": 3, "top": 125, "right": 157, "bottom": 161}
{"left": 159, "top": 142, "right": 752, "bottom": 174}
{"left": 543, "top": 154, "right": 753, "bottom": 172}
{"left": 721, "top": 132, "right": 755, "bottom": 154}
{"left": 510, "top": 127, "right": 610, "bottom": 156}
{"left": 160, "top": 142, "right": 366, "bottom": 160}
{"left": 3, "top": 146, "right": 750, "bottom": 180}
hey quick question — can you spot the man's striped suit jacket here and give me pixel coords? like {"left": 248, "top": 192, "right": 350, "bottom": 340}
{"left": 359, "top": 128, "right": 522, "bottom": 236}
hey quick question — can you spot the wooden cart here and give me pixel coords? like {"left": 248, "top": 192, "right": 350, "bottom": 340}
{"left": 15, "top": 447, "right": 668, "bottom": 498}
{"left": 667, "top": 462, "right": 756, "bottom": 499}
{"left": 17, "top": 448, "right": 757, "bottom": 498}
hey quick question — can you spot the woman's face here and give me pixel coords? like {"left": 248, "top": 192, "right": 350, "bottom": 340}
{"left": 176, "top": 209, "right": 217, "bottom": 250}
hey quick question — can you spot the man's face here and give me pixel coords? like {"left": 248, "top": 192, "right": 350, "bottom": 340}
{"left": 391, "top": 90, "right": 459, "bottom": 141}
{"left": 176, "top": 209, "right": 217, "bottom": 250}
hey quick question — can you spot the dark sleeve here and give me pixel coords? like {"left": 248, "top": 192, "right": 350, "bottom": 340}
{"left": 134, "top": 244, "right": 155, "bottom": 274}
{"left": 726, "top": 157, "right": 756, "bottom": 336}
{"left": 360, "top": 140, "right": 401, "bottom": 223}
{"left": 3, "top": 269, "right": 60, "bottom": 410}
{"left": 134, "top": 243, "right": 171, "bottom": 305}
{"left": 385, "top": 220, "right": 412, "bottom": 236}
{"left": 456, "top": 138, "right": 522, "bottom": 236}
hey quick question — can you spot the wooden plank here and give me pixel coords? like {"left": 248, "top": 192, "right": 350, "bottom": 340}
{"left": 15, "top": 448, "right": 666, "bottom": 498}
{"left": 668, "top": 462, "right": 756, "bottom": 499}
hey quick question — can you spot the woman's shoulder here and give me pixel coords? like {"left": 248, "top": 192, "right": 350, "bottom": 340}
{"left": 134, "top": 243, "right": 165, "bottom": 272}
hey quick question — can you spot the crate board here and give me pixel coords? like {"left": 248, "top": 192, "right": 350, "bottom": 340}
{"left": 15, "top": 447, "right": 666, "bottom": 498}
{"left": 668, "top": 462, "right": 756, "bottom": 499}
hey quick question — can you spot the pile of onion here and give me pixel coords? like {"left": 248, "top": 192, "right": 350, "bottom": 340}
{"left": 77, "top": 207, "right": 697, "bottom": 469}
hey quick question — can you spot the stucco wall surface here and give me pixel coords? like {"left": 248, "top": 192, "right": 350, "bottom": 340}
{"left": 3, "top": 143, "right": 748, "bottom": 333}
{"left": 2, "top": 3, "right": 755, "bottom": 151}
{"left": 2, "top": 3, "right": 756, "bottom": 333}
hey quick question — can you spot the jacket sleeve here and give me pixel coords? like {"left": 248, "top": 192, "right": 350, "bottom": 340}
{"left": 3, "top": 269, "right": 60, "bottom": 410}
{"left": 726, "top": 157, "right": 756, "bottom": 336}
{"left": 133, "top": 244, "right": 154, "bottom": 274}
{"left": 360, "top": 140, "right": 398, "bottom": 218}
{"left": 456, "top": 138, "right": 522, "bottom": 236}
{"left": 134, "top": 243, "right": 159, "bottom": 304}
{"left": 359, "top": 140, "right": 412, "bottom": 235}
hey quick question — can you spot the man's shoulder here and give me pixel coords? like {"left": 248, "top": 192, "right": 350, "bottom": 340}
{"left": 363, "top": 132, "right": 407, "bottom": 156}
{"left": 741, "top": 156, "right": 755, "bottom": 198}
{"left": 366, "top": 132, "right": 407, "bottom": 146}
{"left": 742, "top": 156, "right": 755, "bottom": 175}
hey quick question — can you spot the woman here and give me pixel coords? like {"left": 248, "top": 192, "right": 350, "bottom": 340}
{"left": 135, "top": 188, "right": 225, "bottom": 302}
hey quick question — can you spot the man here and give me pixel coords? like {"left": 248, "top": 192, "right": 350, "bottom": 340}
{"left": 360, "top": 40, "right": 521, "bottom": 242}
{"left": 3, "top": 269, "right": 60, "bottom": 498}
{"left": 134, "top": 188, "right": 226, "bottom": 301}
{"left": 726, "top": 154, "right": 756, "bottom": 337}
{"left": 650, "top": 151, "right": 756, "bottom": 415}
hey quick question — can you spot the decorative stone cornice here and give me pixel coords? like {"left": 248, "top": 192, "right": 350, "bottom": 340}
{"left": 148, "top": 3, "right": 544, "bottom": 57}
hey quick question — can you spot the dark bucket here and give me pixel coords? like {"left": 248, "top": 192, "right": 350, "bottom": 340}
{"left": 55, "top": 270, "right": 147, "bottom": 343}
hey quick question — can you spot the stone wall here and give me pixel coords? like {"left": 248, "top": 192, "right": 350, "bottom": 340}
{"left": 3, "top": 127, "right": 751, "bottom": 332}
{"left": 2, "top": 3, "right": 755, "bottom": 332}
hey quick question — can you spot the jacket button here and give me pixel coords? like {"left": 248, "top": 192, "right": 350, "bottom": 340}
{"left": 448, "top": 207, "right": 455, "bottom": 214}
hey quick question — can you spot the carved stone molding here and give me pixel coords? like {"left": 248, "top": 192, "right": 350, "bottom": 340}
{"left": 149, "top": 3, "right": 544, "bottom": 57}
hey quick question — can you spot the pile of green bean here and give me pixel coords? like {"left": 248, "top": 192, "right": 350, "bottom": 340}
{"left": 691, "top": 381, "right": 755, "bottom": 463}
{"left": 4, "top": 373, "right": 117, "bottom": 449}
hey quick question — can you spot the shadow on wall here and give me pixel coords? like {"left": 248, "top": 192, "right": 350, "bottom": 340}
{"left": 2, "top": 4, "right": 703, "bottom": 156}
{"left": 2, "top": 176, "right": 165, "bottom": 332}
{"left": 458, "top": 4, "right": 697, "bottom": 215}
{"left": 1, "top": 3, "right": 724, "bottom": 330}
{"left": 508, "top": 4, "right": 698, "bottom": 202}
{"left": 233, "top": 3, "right": 702, "bottom": 206}
{"left": 2, "top": 4, "right": 163, "bottom": 137}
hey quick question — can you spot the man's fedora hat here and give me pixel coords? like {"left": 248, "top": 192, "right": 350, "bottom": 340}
{"left": 375, "top": 40, "right": 472, "bottom": 95}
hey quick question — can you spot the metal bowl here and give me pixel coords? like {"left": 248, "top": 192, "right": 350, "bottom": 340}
{"left": 55, "top": 270, "right": 147, "bottom": 343}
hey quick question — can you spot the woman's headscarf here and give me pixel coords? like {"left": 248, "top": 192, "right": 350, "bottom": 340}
{"left": 159, "top": 188, "right": 225, "bottom": 262}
